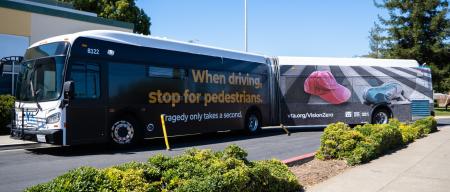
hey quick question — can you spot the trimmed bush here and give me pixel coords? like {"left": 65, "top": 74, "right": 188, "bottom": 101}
{"left": 355, "top": 122, "right": 403, "bottom": 154}
{"left": 26, "top": 145, "right": 302, "bottom": 192}
{"left": 411, "top": 116, "right": 438, "bottom": 135}
{"left": 316, "top": 117, "right": 437, "bottom": 165}
{"left": 315, "top": 122, "right": 366, "bottom": 161}
{"left": 0, "top": 95, "right": 14, "bottom": 133}
{"left": 26, "top": 167, "right": 109, "bottom": 192}
{"left": 398, "top": 121, "right": 419, "bottom": 143}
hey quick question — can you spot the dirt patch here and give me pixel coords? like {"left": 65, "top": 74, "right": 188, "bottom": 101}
{"left": 289, "top": 159, "right": 349, "bottom": 188}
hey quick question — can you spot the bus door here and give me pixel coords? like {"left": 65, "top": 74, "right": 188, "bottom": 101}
{"left": 65, "top": 61, "right": 108, "bottom": 145}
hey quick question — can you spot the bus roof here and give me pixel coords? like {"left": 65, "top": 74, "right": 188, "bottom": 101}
{"left": 30, "top": 30, "right": 268, "bottom": 64}
{"left": 278, "top": 56, "right": 420, "bottom": 67}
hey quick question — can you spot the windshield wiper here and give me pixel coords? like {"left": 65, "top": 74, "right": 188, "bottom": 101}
{"left": 30, "top": 81, "right": 42, "bottom": 111}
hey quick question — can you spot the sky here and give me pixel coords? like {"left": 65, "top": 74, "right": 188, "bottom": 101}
{"left": 136, "top": 0, "right": 386, "bottom": 58}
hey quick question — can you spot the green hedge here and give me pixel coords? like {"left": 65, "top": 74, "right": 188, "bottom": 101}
{"left": 26, "top": 145, "right": 302, "bottom": 192}
{"left": 0, "top": 95, "right": 14, "bottom": 133}
{"left": 316, "top": 117, "right": 437, "bottom": 165}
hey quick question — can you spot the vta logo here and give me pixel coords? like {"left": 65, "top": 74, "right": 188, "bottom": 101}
{"left": 24, "top": 111, "right": 36, "bottom": 123}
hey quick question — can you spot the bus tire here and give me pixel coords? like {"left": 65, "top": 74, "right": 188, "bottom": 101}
{"left": 110, "top": 116, "right": 141, "bottom": 146}
{"left": 371, "top": 108, "right": 390, "bottom": 124}
{"left": 244, "top": 110, "right": 262, "bottom": 133}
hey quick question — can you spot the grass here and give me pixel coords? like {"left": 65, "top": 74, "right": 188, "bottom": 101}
{"left": 435, "top": 107, "right": 450, "bottom": 116}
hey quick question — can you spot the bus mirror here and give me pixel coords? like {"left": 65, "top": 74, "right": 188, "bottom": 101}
{"left": 63, "top": 81, "right": 74, "bottom": 101}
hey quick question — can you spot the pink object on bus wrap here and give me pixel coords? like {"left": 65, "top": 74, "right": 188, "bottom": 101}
{"left": 304, "top": 71, "right": 351, "bottom": 104}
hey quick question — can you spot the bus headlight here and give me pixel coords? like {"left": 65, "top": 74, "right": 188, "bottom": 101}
{"left": 46, "top": 112, "right": 61, "bottom": 124}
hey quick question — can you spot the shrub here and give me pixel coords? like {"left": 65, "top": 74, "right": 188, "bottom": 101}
{"left": 102, "top": 167, "right": 158, "bottom": 192}
{"left": 26, "top": 167, "right": 108, "bottom": 192}
{"left": 411, "top": 116, "right": 437, "bottom": 135}
{"left": 399, "top": 123, "right": 420, "bottom": 143}
{"left": 26, "top": 145, "right": 302, "bottom": 192}
{"left": 357, "top": 122, "right": 403, "bottom": 154}
{"left": 315, "top": 122, "right": 365, "bottom": 161}
{"left": 146, "top": 145, "right": 301, "bottom": 192}
{"left": 247, "top": 160, "right": 300, "bottom": 192}
{"left": 317, "top": 117, "right": 437, "bottom": 165}
{"left": 0, "top": 95, "right": 14, "bottom": 133}
{"left": 112, "top": 161, "right": 161, "bottom": 183}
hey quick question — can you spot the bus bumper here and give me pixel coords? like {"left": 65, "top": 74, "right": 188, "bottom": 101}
{"left": 10, "top": 129, "right": 63, "bottom": 145}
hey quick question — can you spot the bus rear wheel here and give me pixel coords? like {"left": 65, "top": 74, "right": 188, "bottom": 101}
{"left": 372, "top": 109, "right": 390, "bottom": 124}
{"left": 110, "top": 117, "right": 139, "bottom": 145}
{"left": 245, "top": 111, "right": 261, "bottom": 133}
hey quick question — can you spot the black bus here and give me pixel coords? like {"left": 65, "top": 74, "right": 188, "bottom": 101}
{"left": 11, "top": 30, "right": 272, "bottom": 146}
{"left": 10, "top": 30, "right": 433, "bottom": 146}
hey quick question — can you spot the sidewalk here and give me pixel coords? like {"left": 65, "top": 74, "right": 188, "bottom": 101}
{"left": 308, "top": 125, "right": 450, "bottom": 192}
{"left": 0, "top": 135, "right": 37, "bottom": 150}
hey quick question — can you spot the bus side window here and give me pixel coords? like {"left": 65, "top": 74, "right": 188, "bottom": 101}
{"left": 70, "top": 62, "right": 100, "bottom": 99}
{"left": 148, "top": 66, "right": 186, "bottom": 79}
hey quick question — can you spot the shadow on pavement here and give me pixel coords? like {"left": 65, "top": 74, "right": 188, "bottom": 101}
{"left": 25, "top": 127, "right": 324, "bottom": 157}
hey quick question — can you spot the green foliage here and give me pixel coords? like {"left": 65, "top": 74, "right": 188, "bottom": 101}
{"left": 59, "top": 0, "right": 151, "bottom": 35}
{"left": 317, "top": 117, "right": 437, "bottom": 165}
{"left": 357, "top": 122, "right": 403, "bottom": 154}
{"left": 368, "top": 0, "right": 450, "bottom": 92}
{"left": 315, "top": 122, "right": 366, "bottom": 161}
{"left": 26, "top": 145, "right": 302, "bottom": 192}
{"left": 112, "top": 161, "right": 161, "bottom": 182}
{"left": 247, "top": 160, "right": 300, "bottom": 192}
{"left": 0, "top": 95, "right": 14, "bottom": 132}
{"left": 102, "top": 167, "right": 158, "bottom": 192}
{"left": 399, "top": 122, "right": 420, "bottom": 143}
{"left": 411, "top": 116, "right": 438, "bottom": 135}
{"left": 25, "top": 167, "right": 108, "bottom": 192}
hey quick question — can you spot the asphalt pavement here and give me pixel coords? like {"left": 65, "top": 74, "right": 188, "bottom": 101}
{"left": 0, "top": 127, "right": 323, "bottom": 192}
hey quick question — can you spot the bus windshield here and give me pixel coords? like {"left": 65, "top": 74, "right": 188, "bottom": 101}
{"left": 16, "top": 42, "right": 68, "bottom": 102}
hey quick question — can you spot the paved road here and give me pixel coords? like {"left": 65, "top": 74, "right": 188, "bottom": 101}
{"left": 0, "top": 127, "right": 323, "bottom": 192}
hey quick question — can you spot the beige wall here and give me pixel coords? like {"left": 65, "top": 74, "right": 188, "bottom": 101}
{"left": 0, "top": 7, "right": 132, "bottom": 46}
{"left": 30, "top": 13, "right": 132, "bottom": 44}
{"left": 0, "top": 7, "right": 31, "bottom": 37}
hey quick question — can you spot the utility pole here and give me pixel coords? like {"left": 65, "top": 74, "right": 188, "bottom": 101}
{"left": 244, "top": 0, "right": 248, "bottom": 52}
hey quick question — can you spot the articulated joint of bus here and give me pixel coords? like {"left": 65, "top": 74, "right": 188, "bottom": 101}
{"left": 10, "top": 100, "right": 66, "bottom": 146}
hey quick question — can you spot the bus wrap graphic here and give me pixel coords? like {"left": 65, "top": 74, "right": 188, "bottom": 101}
{"left": 280, "top": 64, "right": 433, "bottom": 126}
{"left": 148, "top": 69, "right": 264, "bottom": 107}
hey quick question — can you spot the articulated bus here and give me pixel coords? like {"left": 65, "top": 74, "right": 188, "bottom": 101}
{"left": 10, "top": 30, "right": 433, "bottom": 146}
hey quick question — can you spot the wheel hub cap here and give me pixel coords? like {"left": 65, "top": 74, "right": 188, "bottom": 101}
{"left": 112, "top": 120, "right": 134, "bottom": 144}
{"left": 248, "top": 115, "right": 259, "bottom": 132}
{"left": 374, "top": 112, "right": 388, "bottom": 124}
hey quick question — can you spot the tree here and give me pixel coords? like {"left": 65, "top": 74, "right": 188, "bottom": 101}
{"left": 368, "top": 22, "right": 386, "bottom": 58}
{"left": 59, "top": 0, "right": 151, "bottom": 35}
{"left": 368, "top": 0, "right": 450, "bottom": 92}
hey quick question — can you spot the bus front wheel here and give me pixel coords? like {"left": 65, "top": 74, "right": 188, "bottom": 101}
{"left": 110, "top": 117, "right": 140, "bottom": 145}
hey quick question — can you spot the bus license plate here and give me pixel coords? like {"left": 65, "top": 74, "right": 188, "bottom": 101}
{"left": 36, "top": 135, "right": 46, "bottom": 143}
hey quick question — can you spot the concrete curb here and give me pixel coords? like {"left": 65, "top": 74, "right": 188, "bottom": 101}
{"left": 282, "top": 152, "right": 316, "bottom": 166}
{"left": 435, "top": 116, "right": 450, "bottom": 119}
{"left": 0, "top": 143, "right": 39, "bottom": 151}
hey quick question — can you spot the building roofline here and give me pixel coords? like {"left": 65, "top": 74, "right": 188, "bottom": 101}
{"left": 0, "top": 0, "right": 134, "bottom": 30}
{"left": 23, "top": 0, "right": 76, "bottom": 10}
